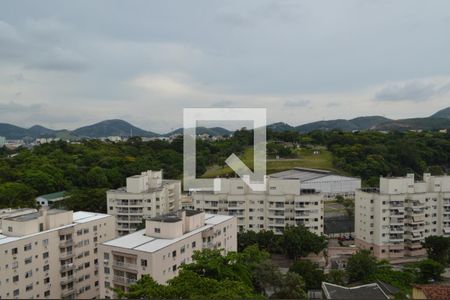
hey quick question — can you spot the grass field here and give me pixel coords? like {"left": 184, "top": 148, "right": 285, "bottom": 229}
{"left": 201, "top": 147, "right": 338, "bottom": 178}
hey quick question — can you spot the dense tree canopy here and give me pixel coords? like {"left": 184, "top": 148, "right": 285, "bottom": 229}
{"left": 238, "top": 226, "right": 327, "bottom": 259}
{"left": 1, "top": 129, "right": 449, "bottom": 209}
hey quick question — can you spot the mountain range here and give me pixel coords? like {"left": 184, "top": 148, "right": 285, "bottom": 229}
{"left": 0, "top": 107, "right": 449, "bottom": 140}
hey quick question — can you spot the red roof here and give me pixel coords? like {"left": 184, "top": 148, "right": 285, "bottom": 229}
{"left": 414, "top": 284, "right": 450, "bottom": 300}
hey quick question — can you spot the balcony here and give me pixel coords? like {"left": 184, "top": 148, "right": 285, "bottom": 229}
{"left": 389, "top": 226, "right": 404, "bottom": 233}
{"left": 59, "top": 239, "right": 73, "bottom": 248}
{"left": 113, "top": 276, "right": 137, "bottom": 286}
{"left": 59, "top": 251, "right": 74, "bottom": 259}
{"left": 60, "top": 275, "right": 74, "bottom": 285}
{"left": 294, "top": 205, "right": 308, "bottom": 211}
{"left": 389, "top": 209, "right": 404, "bottom": 216}
{"left": 389, "top": 217, "right": 404, "bottom": 224}
{"left": 389, "top": 235, "right": 404, "bottom": 242}
{"left": 113, "top": 261, "right": 138, "bottom": 272}
{"left": 61, "top": 288, "right": 75, "bottom": 298}
{"left": 60, "top": 263, "right": 75, "bottom": 272}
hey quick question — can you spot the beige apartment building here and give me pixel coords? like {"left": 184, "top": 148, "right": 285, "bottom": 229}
{"left": 107, "top": 170, "right": 181, "bottom": 236}
{"left": 0, "top": 208, "right": 115, "bottom": 300}
{"left": 98, "top": 210, "right": 236, "bottom": 298}
{"left": 355, "top": 173, "right": 450, "bottom": 260}
{"left": 191, "top": 177, "right": 324, "bottom": 235}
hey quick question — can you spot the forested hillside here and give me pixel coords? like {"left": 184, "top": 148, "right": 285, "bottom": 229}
{"left": 1, "top": 129, "right": 449, "bottom": 211}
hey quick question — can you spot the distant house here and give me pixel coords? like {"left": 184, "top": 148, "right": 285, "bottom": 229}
{"left": 412, "top": 284, "right": 450, "bottom": 300}
{"left": 36, "top": 191, "right": 69, "bottom": 207}
{"left": 322, "top": 281, "right": 399, "bottom": 299}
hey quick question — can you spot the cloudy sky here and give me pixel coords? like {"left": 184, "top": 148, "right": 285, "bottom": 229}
{"left": 1, "top": 0, "right": 450, "bottom": 133}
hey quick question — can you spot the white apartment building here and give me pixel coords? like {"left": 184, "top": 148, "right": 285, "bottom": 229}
{"left": 107, "top": 170, "right": 181, "bottom": 236}
{"left": 355, "top": 173, "right": 450, "bottom": 260}
{"left": 191, "top": 177, "right": 324, "bottom": 235}
{"left": 0, "top": 208, "right": 115, "bottom": 299}
{"left": 98, "top": 210, "right": 236, "bottom": 298}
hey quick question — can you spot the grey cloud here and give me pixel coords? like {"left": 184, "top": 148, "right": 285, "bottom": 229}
{"left": 374, "top": 81, "right": 450, "bottom": 102}
{"left": 210, "top": 100, "right": 235, "bottom": 107}
{"left": 327, "top": 102, "right": 341, "bottom": 107}
{"left": 26, "top": 47, "right": 88, "bottom": 71}
{"left": 284, "top": 99, "right": 310, "bottom": 107}
{"left": 0, "top": 101, "right": 43, "bottom": 114}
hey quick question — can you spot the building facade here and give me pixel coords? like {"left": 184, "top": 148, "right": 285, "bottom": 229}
{"left": 191, "top": 177, "right": 324, "bottom": 235}
{"left": 98, "top": 210, "right": 236, "bottom": 298}
{"left": 107, "top": 170, "right": 181, "bottom": 236}
{"left": 355, "top": 173, "right": 450, "bottom": 260}
{"left": 0, "top": 208, "right": 115, "bottom": 299}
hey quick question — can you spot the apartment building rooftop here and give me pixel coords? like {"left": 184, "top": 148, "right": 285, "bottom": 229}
{"left": 0, "top": 210, "right": 111, "bottom": 245}
{"left": 322, "top": 282, "right": 395, "bottom": 299}
{"left": 102, "top": 213, "right": 233, "bottom": 252}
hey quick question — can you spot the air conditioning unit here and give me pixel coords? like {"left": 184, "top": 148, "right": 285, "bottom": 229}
{"left": 104, "top": 259, "right": 109, "bottom": 264}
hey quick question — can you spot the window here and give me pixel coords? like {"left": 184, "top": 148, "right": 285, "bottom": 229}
{"left": 44, "top": 277, "right": 50, "bottom": 284}
{"left": 13, "top": 275, "right": 19, "bottom": 282}
{"left": 43, "top": 252, "right": 49, "bottom": 259}
{"left": 14, "top": 289, "right": 19, "bottom": 297}
{"left": 26, "top": 284, "right": 33, "bottom": 292}
{"left": 104, "top": 267, "right": 110, "bottom": 274}
{"left": 43, "top": 264, "right": 49, "bottom": 272}
{"left": 172, "top": 250, "right": 177, "bottom": 257}
{"left": 44, "top": 291, "right": 50, "bottom": 297}
{"left": 141, "top": 259, "right": 147, "bottom": 267}
{"left": 192, "top": 241, "right": 196, "bottom": 249}
{"left": 24, "top": 243, "right": 32, "bottom": 251}
{"left": 84, "top": 262, "right": 90, "bottom": 268}
{"left": 104, "top": 253, "right": 110, "bottom": 260}
{"left": 39, "top": 223, "right": 44, "bottom": 232}
{"left": 12, "top": 247, "right": 18, "bottom": 255}
{"left": 93, "top": 225, "right": 98, "bottom": 232}
{"left": 172, "top": 264, "right": 177, "bottom": 272}
{"left": 154, "top": 228, "right": 161, "bottom": 233}
{"left": 8, "top": 226, "right": 12, "bottom": 232}
{"left": 83, "top": 228, "right": 89, "bottom": 234}
{"left": 180, "top": 246, "right": 185, "bottom": 254}
{"left": 77, "top": 230, "right": 82, "bottom": 236}
{"left": 105, "top": 281, "right": 110, "bottom": 287}
{"left": 25, "top": 270, "right": 33, "bottom": 278}
{"left": 25, "top": 256, "right": 32, "bottom": 264}
{"left": 42, "top": 239, "right": 49, "bottom": 247}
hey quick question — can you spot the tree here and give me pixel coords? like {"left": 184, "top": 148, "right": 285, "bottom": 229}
{"left": 86, "top": 167, "right": 109, "bottom": 188}
{"left": 423, "top": 236, "right": 450, "bottom": 265}
{"left": 21, "top": 170, "right": 58, "bottom": 194}
{"left": 347, "top": 250, "right": 377, "bottom": 283}
{"left": 326, "top": 269, "right": 346, "bottom": 286}
{"left": 282, "top": 225, "right": 327, "bottom": 259}
{"left": 59, "top": 188, "right": 107, "bottom": 213}
{"left": 289, "top": 260, "right": 325, "bottom": 290}
{"left": 182, "top": 248, "right": 253, "bottom": 287}
{"left": 0, "top": 182, "right": 37, "bottom": 208}
{"left": 238, "top": 230, "right": 282, "bottom": 254}
{"left": 416, "top": 259, "right": 445, "bottom": 283}
{"left": 117, "top": 271, "right": 257, "bottom": 299}
{"left": 271, "top": 272, "right": 307, "bottom": 299}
